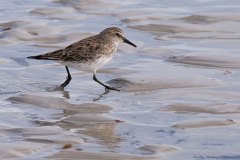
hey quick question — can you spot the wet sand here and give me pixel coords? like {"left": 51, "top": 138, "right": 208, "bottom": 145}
{"left": 1, "top": 0, "right": 240, "bottom": 159}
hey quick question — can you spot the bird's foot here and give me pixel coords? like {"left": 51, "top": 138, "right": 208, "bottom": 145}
{"left": 105, "top": 86, "right": 120, "bottom": 91}
{"left": 60, "top": 76, "right": 72, "bottom": 88}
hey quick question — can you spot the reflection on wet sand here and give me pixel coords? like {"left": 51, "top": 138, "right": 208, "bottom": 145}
{"left": 110, "top": 61, "right": 221, "bottom": 92}
{"left": 0, "top": 141, "right": 52, "bottom": 159}
{"left": 48, "top": 150, "right": 157, "bottom": 160}
{"left": 162, "top": 103, "right": 240, "bottom": 114}
{"left": 58, "top": 112, "right": 121, "bottom": 146}
{"left": 52, "top": 0, "right": 123, "bottom": 13}
{"left": 8, "top": 94, "right": 111, "bottom": 113}
{"left": 167, "top": 53, "right": 240, "bottom": 69}
{"left": 47, "top": 144, "right": 178, "bottom": 160}
{"left": 7, "top": 94, "right": 121, "bottom": 148}
{"left": 172, "top": 119, "right": 235, "bottom": 129}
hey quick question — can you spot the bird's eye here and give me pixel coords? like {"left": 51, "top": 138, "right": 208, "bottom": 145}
{"left": 115, "top": 33, "right": 121, "bottom": 37}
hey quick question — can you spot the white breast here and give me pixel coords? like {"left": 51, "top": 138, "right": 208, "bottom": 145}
{"left": 60, "top": 55, "right": 114, "bottom": 73}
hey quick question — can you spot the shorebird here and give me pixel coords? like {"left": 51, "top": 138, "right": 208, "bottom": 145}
{"left": 27, "top": 27, "right": 137, "bottom": 91}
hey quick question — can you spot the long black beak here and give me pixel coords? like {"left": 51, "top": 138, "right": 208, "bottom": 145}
{"left": 123, "top": 37, "right": 137, "bottom": 48}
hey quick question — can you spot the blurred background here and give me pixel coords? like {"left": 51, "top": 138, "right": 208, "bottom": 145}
{"left": 0, "top": 0, "right": 240, "bottom": 159}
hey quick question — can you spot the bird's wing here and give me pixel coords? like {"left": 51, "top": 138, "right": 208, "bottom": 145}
{"left": 29, "top": 35, "right": 101, "bottom": 61}
{"left": 60, "top": 36, "right": 101, "bottom": 62}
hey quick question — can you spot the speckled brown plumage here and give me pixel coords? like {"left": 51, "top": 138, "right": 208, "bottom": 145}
{"left": 27, "top": 27, "right": 137, "bottom": 90}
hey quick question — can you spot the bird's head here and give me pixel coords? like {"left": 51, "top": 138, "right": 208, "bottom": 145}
{"left": 100, "top": 27, "right": 137, "bottom": 48}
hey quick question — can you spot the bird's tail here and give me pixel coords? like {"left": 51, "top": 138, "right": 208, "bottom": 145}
{"left": 27, "top": 55, "right": 44, "bottom": 60}
{"left": 27, "top": 49, "right": 63, "bottom": 60}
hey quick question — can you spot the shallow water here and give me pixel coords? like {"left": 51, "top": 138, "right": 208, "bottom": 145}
{"left": 1, "top": 0, "right": 240, "bottom": 159}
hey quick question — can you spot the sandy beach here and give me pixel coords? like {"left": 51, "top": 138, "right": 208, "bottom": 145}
{"left": 0, "top": 0, "right": 240, "bottom": 159}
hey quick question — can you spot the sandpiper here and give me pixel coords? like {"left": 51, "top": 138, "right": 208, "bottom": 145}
{"left": 27, "top": 27, "right": 137, "bottom": 91}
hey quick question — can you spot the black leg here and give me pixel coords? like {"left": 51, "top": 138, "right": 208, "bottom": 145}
{"left": 93, "top": 72, "right": 120, "bottom": 91}
{"left": 60, "top": 66, "right": 72, "bottom": 88}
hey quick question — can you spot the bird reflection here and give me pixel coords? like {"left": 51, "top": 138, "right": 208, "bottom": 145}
{"left": 46, "top": 85, "right": 70, "bottom": 99}
{"left": 93, "top": 89, "right": 110, "bottom": 102}
{"left": 46, "top": 84, "right": 114, "bottom": 101}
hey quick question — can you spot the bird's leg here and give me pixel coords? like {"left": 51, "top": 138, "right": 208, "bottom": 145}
{"left": 60, "top": 66, "right": 72, "bottom": 88}
{"left": 93, "top": 71, "right": 120, "bottom": 91}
